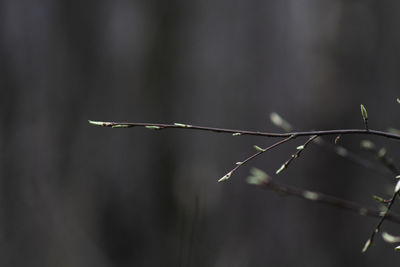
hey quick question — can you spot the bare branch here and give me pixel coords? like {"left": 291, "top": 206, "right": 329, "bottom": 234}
{"left": 89, "top": 117, "right": 400, "bottom": 252}
{"left": 269, "top": 113, "right": 393, "bottom": 177}
{"left": 218, "top": 135, "right": 296, "bottom": 182}
{"left": 276, "top": 135, "right": 318, "bottom": 175}
{"left": 252, "top": 177, "right": 400, "bottom": 225}
{"left": 363, "top": 188, "right": 399, "bottom": 252}
{"left": 88, "top": 120, "right": 400, "bottom": 141}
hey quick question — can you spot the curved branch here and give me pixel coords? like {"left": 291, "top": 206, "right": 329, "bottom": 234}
{"left": 254, "top": 178, "right": 400, "bottom": 225}
{"left": 88, "top": 120, "right": 400, "bottom": 141}
{"left": 90, "top": 118, "right": 400, "bottom": 252}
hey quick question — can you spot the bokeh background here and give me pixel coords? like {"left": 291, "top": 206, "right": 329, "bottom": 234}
{"left": 2, "top": 0, "right": 400, "bottom": 266}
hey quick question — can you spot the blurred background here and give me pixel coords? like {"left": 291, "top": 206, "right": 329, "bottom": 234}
{"left": 1, "top": 0, "right": 400, "bottom": 266}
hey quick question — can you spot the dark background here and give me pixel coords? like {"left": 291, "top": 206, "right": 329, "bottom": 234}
{"left": 2, "top": 0, "right": 400, "bottom": 266}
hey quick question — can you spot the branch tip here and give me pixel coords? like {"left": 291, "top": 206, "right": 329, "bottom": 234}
{"left": 88, "top": 120, "right": 105, "bottom": 126}
{"left": 218, "top": 172, "right": 232, "bottom": 183}
{"left": 361, "top": 239, "right": 371, "bottom": 253}
{"left": 276, "top": 164, "right": 286, "bottom": 174}
{"left": 395, "top": 180, "right": 400, "bottom": 193}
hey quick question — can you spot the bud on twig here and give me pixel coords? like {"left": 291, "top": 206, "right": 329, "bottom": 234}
{"left": 361, "top": 238, "right": 371, "bottom": 253}
{"left": 334, "top": 135, "right": 341, "bottom": 144}
{"left": 360, "top": 140, "right": 375, "bottom": 151}
{"left": 360, "top": 104, "right": 368, "bottom": 130}
{"left": 382, "top": 232, "right": 400, "bottom": 243}
{"left": 145, "top": 125, "right": 161, "bottom": 130}
{"left": 218, "top": 171, "right": 232, "bottom": 183}
{"left": 276, "top": 164, "right": 286, "bottom": 174}
{"left": 173, "top": 123, "right": 188, "bottom": 128}
{"left": 372, "top": 195, "right": 387, "bottom": 204}
{"left": 269, "top": 112, "right": 293, "bottom": 132}
{"left": 88, "top": 120, "right": 112, "bottom": 127}
{"left": 247, "top": 168, "right": 269, "bottom": 185}
{"left": 395, "top": 180, "right": 400, "bottom": 194}
{"left": 253, "top": 145, "right": 265, "bottom": 152}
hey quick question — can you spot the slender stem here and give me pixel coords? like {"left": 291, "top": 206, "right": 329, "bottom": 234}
{"left": 256, "top": 179, "right": 400, "bottom": 224}
{"left": 276, "top": 135, "right": 318, "bottom": 174}
{"left": 90, "top": 119, "right": 400, "bottom": 251}
{"left": 364, "top": 146, "right": 399, "bottom": 174}
{"left": 324, "top": 140, "right": 393, "bottom": 177}
{"left": 365, "top": 191, "right": 399, "bottom": 251}
{"left": 88, "top": 120, "right": 400, "bottom": 141}
{"left": 272, "top": 119, "right": 394, "bottom": 177}
{"left": 218, "top": 135, "right": 296, "bottom": 182}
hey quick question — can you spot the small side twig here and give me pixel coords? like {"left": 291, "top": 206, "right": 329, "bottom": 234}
{"left": 362, "top": 185, "right": 400, "bottom": 252}
{"left": 270, "top": 113, "right": 393, "bottom": 177}
{"left": 275, "top": 135, "right": 318, "bottom": 174}
{"left": 218, "top": 135, "right": 296, "bottom": 182}
{"left": 247, "top": 169, "right": 400, "bottom": 225}
{"left": 360, "top": 140, "right": 399, "bottom": 174}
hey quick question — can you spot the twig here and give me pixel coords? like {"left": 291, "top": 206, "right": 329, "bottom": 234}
{"left": 329, "top": 140, "right": 392, "bottom": 176}
{"left": 89, "top": 118, "right": 400, "bottom": 252}
{"left": 218, "top": 135, "right": 296, "bottom": 182}
{"left": 88, "top": 120, "right": 400, "bottom": 141}
{"left": 254, "top": 177, "right": 400, "bottom": 225}
{"left": 275, "top": 135, "right": 318, "bottom": 174}
{"left": 361, "top": 142, "right": 399, "bottom": 174}
{"left": 358, "top": 143, "right": 400, "bottom": 252}
{"left": 269, "top": 113, "right": 393, "bottom": 177}
{"left": 362, "top": 189, "right": 399, "bottom": 252}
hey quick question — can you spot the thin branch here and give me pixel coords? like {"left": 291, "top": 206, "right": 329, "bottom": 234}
{"left": 361, "top": 143, "right": 399, "bottom": 174}
{"left": 90, "top": 118, "right": 400, "bottom": 251}
{"left": 88, "top": 120, "right": 400, "bottom": 141}
{"left": 218, "top": 135, "right": 296, "bottom": 182}
{"left": 359, "top": 145, "right": 399, "bottom": 252}
{"left": 90, "top": 109, "right": 400, "bottom": 254}
{"left": 362, "top": 190, "right": 399, "bottom": 252}
{"left": 275, "top": 135, "right": 318, "bottom": 174}
{"left": 326, "top": 140, "right": 393, "bottom": 177}
{"left": 254, "top": 178, "right": 400, "bottom": 225}
{"left": 269, "top": 113, "right": 394, "bottom": 177}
